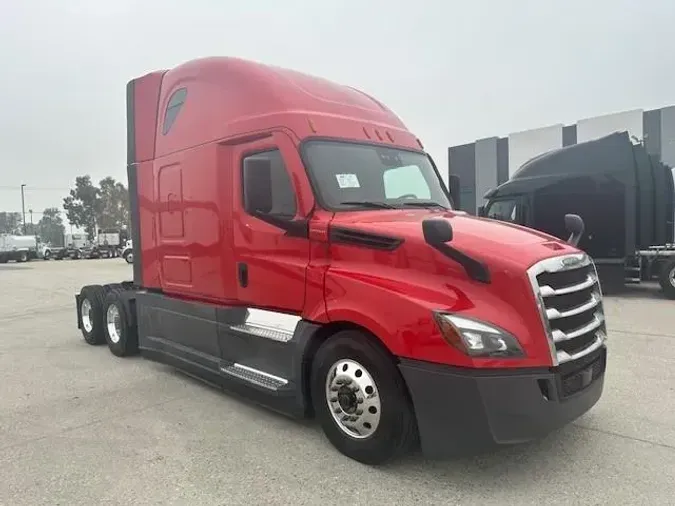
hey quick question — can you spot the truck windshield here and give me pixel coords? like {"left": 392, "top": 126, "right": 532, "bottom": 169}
{"left": 302, "top": 140, "right": 452, "bottom": 211}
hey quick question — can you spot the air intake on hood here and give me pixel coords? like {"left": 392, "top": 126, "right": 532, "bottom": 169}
{"left": 328, "top": 226, "right": 403, "bottom": 251}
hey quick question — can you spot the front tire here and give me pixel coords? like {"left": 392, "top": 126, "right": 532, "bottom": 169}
{"left": 43, "top": 249, "right": 51, "bottom": 260}
{"left": 124, "top": 250, "right": 133, "bottom": 264}
{"left": 658, "top": 259, "right": 675, "bottom": 299}
{"left": 310, "top": 331, "right": 418, "bottom": 465}
{"left": 103, "top": 288, "right": 138, "bottom": 357}
{"left": 78, "top": 285, "right": 107, "bottom": 345}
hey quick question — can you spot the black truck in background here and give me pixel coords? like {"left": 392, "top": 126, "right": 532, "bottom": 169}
{"left": 477, "top": 131, "right": 675, "bottom": 297}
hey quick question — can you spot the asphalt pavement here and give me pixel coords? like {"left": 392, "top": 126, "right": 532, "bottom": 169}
{"left": 1, "top": 259, "right": 674, "bottom": 505}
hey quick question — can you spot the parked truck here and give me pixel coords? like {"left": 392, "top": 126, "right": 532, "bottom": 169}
{"left": 74, "top": 56, "right": 608, "bottom": 464}
{"left": 0, "top": 234, "right": 38, "bottom": 263}
{"left": 47, "top": 233, "right": 88, "bottom": 260}
{"left": 85, "top": 228, "right": 127, "bottom": 258}
{"left": 45, "top": 231, "right": 127, "bottom": 260}
{"left": 120, "top": 239, "right": 133, "bottom": 264}
{"left": 479, "top": 132, "right": 675, "bottom": 297}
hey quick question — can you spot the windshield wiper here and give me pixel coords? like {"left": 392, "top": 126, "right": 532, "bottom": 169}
{"left": 340, "top": 201, "right": 397, "bottom": 209}
{"left": 400, "top": 201, "right": 448, "bottom": 209}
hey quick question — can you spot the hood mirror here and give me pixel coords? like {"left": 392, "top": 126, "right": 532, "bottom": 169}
{"left": 564, "top": 214, "right": 585, "bottom": 247}
{"left": 423, "top": 218, "right": 453, "bottom": 244}
{"left": 422, "top": 218, "right": 490, "bottom": 283}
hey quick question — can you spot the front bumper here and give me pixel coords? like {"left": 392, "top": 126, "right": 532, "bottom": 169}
{"left": 398, "top": 346, "right": 606, "bottom": 458}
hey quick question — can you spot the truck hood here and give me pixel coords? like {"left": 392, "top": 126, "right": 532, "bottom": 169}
{"left": 330, "top": 209, "right": 580, "bottom": 269}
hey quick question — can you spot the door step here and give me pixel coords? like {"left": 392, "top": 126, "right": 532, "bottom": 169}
{"left": 220, "top": 363, "right": 288, "bottom": 391}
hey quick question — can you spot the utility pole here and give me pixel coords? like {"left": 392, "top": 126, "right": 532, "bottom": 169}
{"left": 20, "top": 184, "right": 26, "bottom": 234}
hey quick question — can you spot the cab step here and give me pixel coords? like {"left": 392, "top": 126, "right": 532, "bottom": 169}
{"left": 220, "top": 363, "right": 289, "bottom": 391}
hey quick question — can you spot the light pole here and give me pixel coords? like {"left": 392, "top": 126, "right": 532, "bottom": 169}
{"left": 20, "top": 184, "right": 26, "bottom": 234}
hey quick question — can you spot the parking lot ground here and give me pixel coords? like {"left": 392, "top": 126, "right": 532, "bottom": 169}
{"left": 1, "top": 259, "right": 675, "bottom": 505}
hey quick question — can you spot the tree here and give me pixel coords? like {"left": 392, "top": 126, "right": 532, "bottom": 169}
{"left": 37, "top": 208, "right": 66, "bottom": 246}
{"left": 63, "top": 175, "right": 130, "bottom": 240}
{"left": 98, "top": 177, "right": 130, "bottom": 230}
{"left": 63, "top": 175, "right": 102, "bottom": 240}
{"left": 0, "top": 212, "right": 22, "bottom": 234}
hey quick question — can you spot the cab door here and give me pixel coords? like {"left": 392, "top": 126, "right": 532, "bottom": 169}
{"left": 230, "top": 131, "right": 314, "bottom": 313}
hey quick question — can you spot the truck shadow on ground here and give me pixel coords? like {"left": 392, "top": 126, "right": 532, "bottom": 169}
{"left": 159, "top": 361, "right": 591, "bottom": 485}
{"left": 603, "top": 282, "right": 671, "bottom": 300}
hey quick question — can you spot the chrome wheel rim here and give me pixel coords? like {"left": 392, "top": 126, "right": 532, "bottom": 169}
{"left": 325, "top": 359, "right": 381, "bottom": 439}
{"left": 81, "top": 299, "right": 93, "bottom": 333}
{"left": 106, "top": 304, "right": 122, "bottom": 344}
{"left": 127, "top": 253, "right": 133, "bottom": 264}
{"left": 669, "top": 266, "right": 675, "bottom": 287}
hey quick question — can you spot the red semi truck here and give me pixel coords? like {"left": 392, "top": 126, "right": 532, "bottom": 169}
{"left": 75, "top": 57, "right": 608, "bottom": 464}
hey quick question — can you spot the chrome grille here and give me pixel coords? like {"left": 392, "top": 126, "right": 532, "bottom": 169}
{"left": 527, "top": 253, "right": 607, "bottom": 365}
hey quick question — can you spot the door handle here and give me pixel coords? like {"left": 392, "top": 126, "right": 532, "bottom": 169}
{"left": 237, "top": 262, "right": 248, "bottom": 288}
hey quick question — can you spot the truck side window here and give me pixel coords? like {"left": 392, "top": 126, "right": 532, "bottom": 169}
{"left": 383, "top": 165, "right": 432, "bottom": 200}
{"left": 486, "top": 199, "right": 518, "bottom": 222}
{"left": 242, "top": 150, "right": 297, "bottom": 219}
{"left": 162, "top": 88, "right": 187, "bottom": 135}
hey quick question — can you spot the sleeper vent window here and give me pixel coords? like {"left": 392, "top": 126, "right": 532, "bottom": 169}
{"left": 162, "top": 88, "right": 187, "bottom": 135}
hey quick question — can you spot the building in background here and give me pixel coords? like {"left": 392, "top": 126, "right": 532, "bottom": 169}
{"left": 448, "top": 105, "right": 675, "bottom": 214}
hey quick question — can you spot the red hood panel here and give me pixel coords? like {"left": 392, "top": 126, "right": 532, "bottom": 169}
{"left": 330, "top": 209, "right": 579, "bottom": 268}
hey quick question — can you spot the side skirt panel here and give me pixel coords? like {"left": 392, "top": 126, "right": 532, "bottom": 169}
{"left": 135, "top": 291, "right": 320, "bottom": 418}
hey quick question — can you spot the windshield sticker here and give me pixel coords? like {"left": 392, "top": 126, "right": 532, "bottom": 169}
{"left": 335, "top": 173, "right": 361, "bottom": 189}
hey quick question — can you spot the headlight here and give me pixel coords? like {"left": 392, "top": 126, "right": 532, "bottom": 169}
{"left": 433, "top": 312, "right": 525, "bottom": 358}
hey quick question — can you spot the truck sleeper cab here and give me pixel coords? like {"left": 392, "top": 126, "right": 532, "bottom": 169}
{"left": 74, "top": 57, "right": 607, "bottom": 465}
{"left": 479, "top": 132, "right": 675, "bottom": 298}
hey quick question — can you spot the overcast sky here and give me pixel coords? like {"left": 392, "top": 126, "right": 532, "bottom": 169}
{"left": 1, "top": 0, "right": 673, "bottom": 222}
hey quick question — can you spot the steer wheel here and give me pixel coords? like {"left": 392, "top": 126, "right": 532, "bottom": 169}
{"left": 310, "top": 330, "right": 418, "bottom": 465}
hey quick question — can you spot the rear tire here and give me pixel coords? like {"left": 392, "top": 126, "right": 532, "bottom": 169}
{"left": 310, "top": 331, "right": 418, "bottom": 465}
{"left": 18, "top": 251, "right": 28, "bottom": 263}
{"left": 78, "top": 285, "right": 107, "bottom": 345}
{"left": 658, "top": 259, "right": 675, "bottom": 299}
{"left": 103, "top": 288, "right": 138, "bottom": 357}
